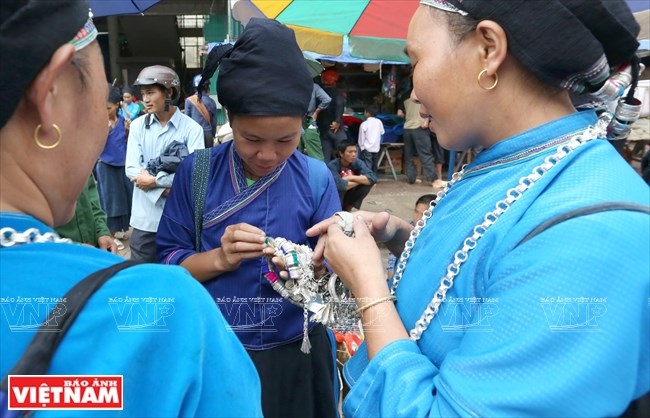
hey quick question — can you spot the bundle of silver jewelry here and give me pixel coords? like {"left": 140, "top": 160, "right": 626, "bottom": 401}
{"left": 263, "top": 212, "right": 358, "bottom": 353}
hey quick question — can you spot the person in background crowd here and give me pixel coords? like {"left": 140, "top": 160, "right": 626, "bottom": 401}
{"left": 398, "top": 86, "right": 440, "bottom": 187}
{"left": 358, "top": 104, "right": 384, "bottom": 174}
{"left": 308, "top": 0, "right": 649, "bottom": 416}
{"left": 307, "top": 81, "right": 332, "bottom": 123}
{"left": 328, "top": 141, "right": 377, "bottom": 211}
{"left": 119, "top": 86, "right": 141, "bottom": 126}
{"left": 56, "top": 174, "right": 119, "bottom": 253}
{"left": 317, "top": 69, "right": 347, "bottom": 162}
{"left": 299, "top": 81, "right": 332, "bottom": 161}
{"left": 125, "top": 65, "right": 204, "bottom": 262}
{"left": 385, "top": 193, "right": 437, "bottom": 280}
{"left": 430, "top": 131, "right": 448, "bottom": 188}
{"left": 0, "top": 1, "right": 262, "bottom": 416}
{"left": 157, "top": 18, "right": 340, "bottom": 418}
{"left": 185, "top": 74, "right": 218, "bottom": 148}
{"left": 96, "top": 84, "right": 133, "bottom": 244}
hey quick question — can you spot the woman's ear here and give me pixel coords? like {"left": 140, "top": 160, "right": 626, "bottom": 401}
{"left": 26, "top": 44, "right": 75, "bottom": 131}
{"left": 474, "top": 20, "right": 508, "bottom": 77}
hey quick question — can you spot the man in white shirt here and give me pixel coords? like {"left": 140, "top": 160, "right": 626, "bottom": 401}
{"left": 125, "top": 65, "right": 204, "bottom": 262}
{"left": 358, "top": 104, "right": 384, "bottom": 174}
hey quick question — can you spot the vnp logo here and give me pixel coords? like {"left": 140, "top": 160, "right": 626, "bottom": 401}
{"left": 1, "top": 297, "right": 67, "bottom": 332}
{"left": 108, "top": 297, "right": 175, "bottom": 332}
{"left": 217, "top": 297, "right": 284, "bottom": 333}
{"left": 540, "top": 297, "right": 607, "bottom": 332}
{"left": 438, "top": 297, "right": 499, "bottom": 332}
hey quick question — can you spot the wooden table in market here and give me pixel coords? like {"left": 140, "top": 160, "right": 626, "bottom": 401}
{"left": 377, "top": 143, "right": 404, "bottom": 180}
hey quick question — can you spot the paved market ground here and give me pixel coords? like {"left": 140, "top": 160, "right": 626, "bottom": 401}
{"left": 359, "top": 173, "right": 442, "bottom": 220}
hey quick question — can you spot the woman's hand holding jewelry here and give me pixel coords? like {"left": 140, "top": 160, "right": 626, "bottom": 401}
{"left": 323, "top": 215, "right": 388, "bottom": 298}
{"left": 307, "top": 210, "right": 407, "bottom": 266}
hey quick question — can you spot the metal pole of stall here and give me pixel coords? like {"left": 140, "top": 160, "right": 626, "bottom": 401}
{"left": 227, "top": 0, "right": 232, "bottom": 42}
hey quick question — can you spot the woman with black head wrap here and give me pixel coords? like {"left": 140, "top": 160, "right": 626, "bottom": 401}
{"left": 307, "top": 1, "right": 650, "bottom": 416}
{"left": 119, "top": 86, "right": 141, "bottom": 123}
{"left": 0, "top": 1, "right": 261, "bottom": 415}
{"left": 94, "top": 84, "right": 133, "bottom": 243}
{"left": 157, "top": 18, "right": 340, "bottom": 418}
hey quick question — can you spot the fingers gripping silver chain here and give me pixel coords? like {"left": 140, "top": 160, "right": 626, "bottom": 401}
{"left": 389, "top": 124, "right": 605, "bottom": 342}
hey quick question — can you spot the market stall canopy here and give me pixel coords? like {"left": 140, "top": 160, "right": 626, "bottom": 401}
{"left": 231, "top": 0, "right": 419, "bottom": 63}
{"left": 303, "top": 40, "right": 408, "bottom": 65}
{"left": 89, "top": 0, "right": 160, "bottom": 17}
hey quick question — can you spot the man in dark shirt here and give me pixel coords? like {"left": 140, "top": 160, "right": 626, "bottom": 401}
{"left": 327, "top": 141, "right": 377, "bottom": 211}
{"left": 317, "top": 69, "right": 347, "bottom": 162}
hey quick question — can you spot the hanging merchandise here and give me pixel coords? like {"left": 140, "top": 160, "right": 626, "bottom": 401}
{"left": 382, "top": 66, "right": 398, "bottom": 102}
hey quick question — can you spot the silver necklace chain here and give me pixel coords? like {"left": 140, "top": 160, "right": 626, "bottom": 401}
{"left": 390, "top": 122, "right": 606, "bottom": 342}
{"left": 0, "top": 227, "right": 72, "bottom": 247}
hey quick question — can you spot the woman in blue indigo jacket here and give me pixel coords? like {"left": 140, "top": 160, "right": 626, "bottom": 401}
{"left": 0, "top": 1, "right": 261, "bottom": 416}
{"left": 157, "top": 18, "right": 340, "bottom": 418}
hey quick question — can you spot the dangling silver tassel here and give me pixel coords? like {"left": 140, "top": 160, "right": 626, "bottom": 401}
{"left": 300, "top": 305, "right": 311, "bottom": 354}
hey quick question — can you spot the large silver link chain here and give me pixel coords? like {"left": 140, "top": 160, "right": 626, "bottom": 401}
{"left": 0, "top": 227, "right": 72, "bottom": 247}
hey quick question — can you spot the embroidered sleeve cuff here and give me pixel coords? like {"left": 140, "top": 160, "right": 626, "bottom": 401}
{"left": 164, "top": 248, "right": 196, "bottom": 266}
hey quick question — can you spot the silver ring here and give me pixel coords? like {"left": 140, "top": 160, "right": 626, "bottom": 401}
{"left": 335, "top": 211, "right": 354, "bottom": 237}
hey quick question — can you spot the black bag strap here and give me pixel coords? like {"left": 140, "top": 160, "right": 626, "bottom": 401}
{"left": 0, "top": 260, "right": 140, "bottom": 391}
{"left": 192, "top": 148, "right": 212, "bottom": 252}
{"left": 516, "top": 202, "right": 650, "bottom": 248}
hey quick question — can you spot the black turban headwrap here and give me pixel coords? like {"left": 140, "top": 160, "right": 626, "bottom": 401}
{"left": 0, "top": 0, "right": 90, "bottom": 130}
{"left": 199, "top": 18, "right": 313, "bottom": 116}
{"left": 108, "top": 84, "right": 122, "bottom": 104}
{"left": 445, "top": 0, "right": 640, "bottom": 94}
